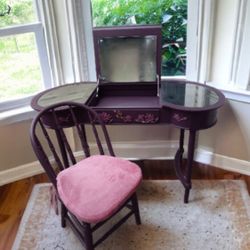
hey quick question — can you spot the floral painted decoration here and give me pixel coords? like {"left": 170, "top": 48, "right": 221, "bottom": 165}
{"left": 99, "top": 110, "right": 159, "bottom": 124}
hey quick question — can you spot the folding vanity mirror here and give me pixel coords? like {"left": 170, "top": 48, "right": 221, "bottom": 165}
{"left": 97, "top": 33, "right": 158, "bottom": 83}
{"left": 86, "top": 25, "right": 162, "bottom": 116}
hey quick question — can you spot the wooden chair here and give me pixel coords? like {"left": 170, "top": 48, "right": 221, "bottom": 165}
{"left": 30, "top": 101, "right": 142, "bottom": 250}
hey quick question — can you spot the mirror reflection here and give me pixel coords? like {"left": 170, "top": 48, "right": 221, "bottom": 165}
{"left": 98, "top": 36, "right": 157, "bottom": 82}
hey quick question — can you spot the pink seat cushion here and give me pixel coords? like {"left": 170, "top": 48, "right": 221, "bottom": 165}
{"left": 57, "top": 155, "right": 142, "bottom": 223}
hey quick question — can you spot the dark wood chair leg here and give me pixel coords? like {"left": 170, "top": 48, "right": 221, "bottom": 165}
{"left": 84, "top": 223, "right": 94, "bottom": 250}
{"left": 131, "top": 193, "right": 141, "bottom": 225}
{"left": 61, "top": 203, "right": 67, "bottom": 228}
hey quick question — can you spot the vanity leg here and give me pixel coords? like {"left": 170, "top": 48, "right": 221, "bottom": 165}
{"left": 174, "top": 129, "right": 187, "bottom": 197}
{"left": 184, "top": 130, "right": 196, "bottom": 203}
{"left": 179, "top": 129, "right": 185, "bottom": 164}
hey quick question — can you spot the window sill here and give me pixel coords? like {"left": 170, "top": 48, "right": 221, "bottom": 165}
{"left": 207, "top": 82, "right": 250, "bottom": 104}
{"left": 0, "top": 106, "right": 36, "bottom": 126}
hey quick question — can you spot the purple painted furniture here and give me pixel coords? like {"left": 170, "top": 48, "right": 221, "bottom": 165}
{"left": 31, "top": 25, "right": 225, "bottom": 203}
{"left": 30, "top": 102, "right": 142, "bottom": 250}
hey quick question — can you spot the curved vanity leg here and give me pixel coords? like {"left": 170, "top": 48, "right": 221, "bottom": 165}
{"left": 184, "top": 130, "right": 196, "bottom": 203}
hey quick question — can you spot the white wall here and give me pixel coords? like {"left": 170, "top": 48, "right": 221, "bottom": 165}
{"left": 198, "top": 100, "right": 250, "bottom": 161}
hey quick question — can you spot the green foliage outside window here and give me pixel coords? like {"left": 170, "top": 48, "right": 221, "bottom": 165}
{"left": 92, "top": 0, "right": 187, "bottom": 76}
{"left": 0, "top": 0, "right": 40, "bottom": 101}
{"left": 0, "top": 0, "right": 35, "bottom": 28}
{"left": 0, "top": 0, "right": 36, "bottom": 53}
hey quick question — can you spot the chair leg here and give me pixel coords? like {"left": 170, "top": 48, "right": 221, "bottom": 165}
{"left": 84, "top": 223, "right": 94, "bottom": 250}
{"left": 131, "top": 192, "right": 141, "bottom": 225}
{"left": 61, "top": 203, "right": 67, "bottom": 228}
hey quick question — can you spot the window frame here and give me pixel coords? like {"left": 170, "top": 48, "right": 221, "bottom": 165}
{"left": 231, "top": 0, "right": 250, "bottom": 91}
{"left": 0, "top": 22, "right": 52, "bottom": 112}
{"left": 186, "top": 0, "right": 250, "bottom": 103}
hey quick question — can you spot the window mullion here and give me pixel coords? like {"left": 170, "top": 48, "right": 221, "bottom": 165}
{"left": 34, "top": 26, "right": 52, "bottom": 89}
{"left": 198, "top": 0, "right": 215, "bottom": 83}
{"left": 0, "top": 23, "right": 42, "bottom": 36}
{"left": 234, "top": 0, "right": 250, "bottom": 90}
{"left": 186, "top": 0, "right": 200, "bottom": 81}
{"left": 186, "top": 0, "right": 215, "bottom": 83}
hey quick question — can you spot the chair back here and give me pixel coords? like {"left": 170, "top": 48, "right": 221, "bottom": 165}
{"left": 30, "top": 101, "right": 115, "bottom": 188}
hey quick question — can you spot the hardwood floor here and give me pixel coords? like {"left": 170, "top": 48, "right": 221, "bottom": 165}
{"left": 0, "top": 174, "right": 48, "bottom": 250}
{"left": 140, "top": 160, "right": 250, "bottom": 192}
{"left": 0, "top": 160, "right": 250, "bottom": 250}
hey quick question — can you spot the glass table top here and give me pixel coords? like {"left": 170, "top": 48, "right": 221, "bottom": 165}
{"left": 160, "top": 81, "right": 223, "bottom": 110}
{"left": 35, "top": 83, "right": 96, "bottom": 108}
{"left": 32, "top": 80, "right": 224, "bottom": 112}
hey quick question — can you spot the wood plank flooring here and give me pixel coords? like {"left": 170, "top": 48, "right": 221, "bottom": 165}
{"left": 0, "top": 174, "right": 48, "bottom": 250}
{"left": 0, "top": 160, "right": 250, "bottom": 250}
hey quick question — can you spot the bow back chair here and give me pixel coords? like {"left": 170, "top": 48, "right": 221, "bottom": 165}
{"left": 30, "top": 101, "right": 142, "bottom": 250}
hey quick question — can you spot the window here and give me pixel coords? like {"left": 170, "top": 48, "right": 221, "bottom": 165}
{"left": 0, "top": 0, "right": 51, "bottom": 112}
{"left": 90, "top": 0, "right": 250, "bottom": 102}
{"left": 91, "top": 0, "right": 187, "bottom": 77}
{"left": 2, "top": 0, "right": 249, "bottom": 120}
{"left": 187, "top": 0, "right": 250, "bottom": 102}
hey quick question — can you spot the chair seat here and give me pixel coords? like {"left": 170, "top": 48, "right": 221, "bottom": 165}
{"left": 57, "top": 155, "right": 142, "bottom": 223}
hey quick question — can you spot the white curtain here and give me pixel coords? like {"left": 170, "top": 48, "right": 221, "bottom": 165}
{"left": 35, "top": 0, "right": 64, "bottom": 86}
{"left": 35, "top": 0, "right": 90, "bottom": 86}
{"left": 64, "top": 0, "right": 90, "bottom": 82}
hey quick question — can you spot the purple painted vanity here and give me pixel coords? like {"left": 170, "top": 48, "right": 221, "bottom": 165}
{"left": 31, "top": 25, "right": 225, "bottom": 203}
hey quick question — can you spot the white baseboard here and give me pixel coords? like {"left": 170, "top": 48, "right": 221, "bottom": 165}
{"left": 0, "top": 161, "right": 44, "bottom": 186}
{"left": 1, "top": 140, "right": 250, "bottom": 186}
{"left": 194, "top": 148, "right": 250, "bottom": 176}
{"left": 73, "top": 140, "right": 180, "bottom": 161}
{"left": 112, "top": 140, "right": 180, "bottom": 160}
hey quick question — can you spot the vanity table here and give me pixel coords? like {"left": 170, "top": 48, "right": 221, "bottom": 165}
{"left": 31, "top": 80, "right": 225, "bottom": 203}
{"left": 31, "top": 25, "right": 225, "bottom": 203}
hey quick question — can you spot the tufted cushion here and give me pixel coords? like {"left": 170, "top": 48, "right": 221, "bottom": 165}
{"left": 57, "top": 155, "right": 142, "bottom": 223}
